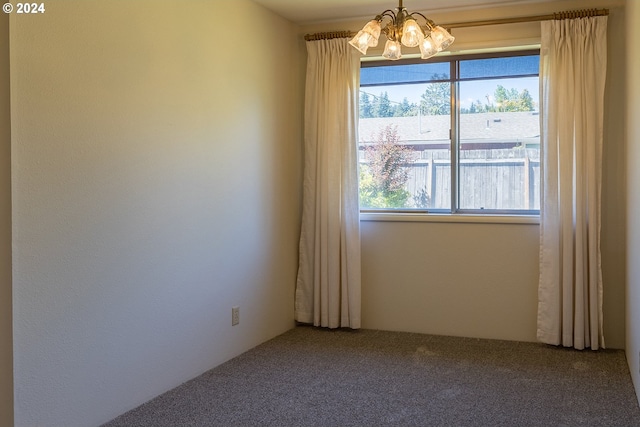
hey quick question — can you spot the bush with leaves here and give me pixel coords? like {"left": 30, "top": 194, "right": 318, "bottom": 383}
{"left": 359, "top": 125, "right": 416, "bottom": 208}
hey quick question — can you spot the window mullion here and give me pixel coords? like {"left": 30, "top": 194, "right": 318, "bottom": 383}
{"left": 450, "top": 61, "right": 460, "bottom": 213}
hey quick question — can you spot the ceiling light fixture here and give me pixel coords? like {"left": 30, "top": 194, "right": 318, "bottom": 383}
{"left": 349, "top": 0, "right": 455, "bottom": 60}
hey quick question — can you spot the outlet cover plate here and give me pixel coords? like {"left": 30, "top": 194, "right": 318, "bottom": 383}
{"left": 232, "top": 306, "right": 239, "bottom": 326}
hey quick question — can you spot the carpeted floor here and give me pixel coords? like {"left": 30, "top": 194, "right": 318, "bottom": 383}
{"left": 103, "top": 326, "right": 640, "bottom": 426}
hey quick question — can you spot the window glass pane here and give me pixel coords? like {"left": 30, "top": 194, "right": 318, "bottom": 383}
{"left": 359, "top": 79, "right": 451, "bottom": 210}
{"left": 458, "top": 76, "right": 540, "bottom": 210}
{"left": 459, "top": 55, "right": 539, "bottom": 80}
{"left": 358, "top": 52, "right": 540, "bottom": 214}
{"left": 361, "top": 62, "right": 450, "bottom": 86}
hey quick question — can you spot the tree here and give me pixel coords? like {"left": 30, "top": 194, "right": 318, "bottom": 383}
{"left": 518, "top": 89, "right": 534, "bottom": 111}
{"left": 462, "top": 86, "right": 535, "bottom": 114}
{"left": 493, "top": 85, "right": 509, "bottom": 111}
{"left": 494, "top": 85, "right": 534, "bottom": 112}
{"left": 359, "top": 125, "right": 415, "bottom": 208}
{"left": 393, "top": 97, "right": 418, "bottom": 117}
{"left": 420, "top": 74, "right": 450, "bottom": 116}
{"left": 375, "top": 91, "right": 393, "bottom": 117}
{"left": 359, "top": 92, "right": 373, "bottom": 118}
{"left": 461, "top": 99, "right": 487, "bottom": 114}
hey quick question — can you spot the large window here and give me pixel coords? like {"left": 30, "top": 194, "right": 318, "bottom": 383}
{"left": 358, "top": 51, "right": 540, "bottom": 214}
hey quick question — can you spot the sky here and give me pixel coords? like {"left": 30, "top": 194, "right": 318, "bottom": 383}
{"left": 361, "top": 76, "right": 539, "bottom": 110}
{"left": 360, "top": 54, "right": 540, "bottom": 110}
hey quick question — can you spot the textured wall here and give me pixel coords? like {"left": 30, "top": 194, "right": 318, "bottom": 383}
{"left": 626, "top": 0, "right": 640, "bottom": 406}
{"left": 361, "top": 220, "right": 540, "bottom": 341}
{"left": 0, "top": 11, "right": 13, "bottom": 427}
{"left": 10, "top": 1, "right": 302, "bottom": 426}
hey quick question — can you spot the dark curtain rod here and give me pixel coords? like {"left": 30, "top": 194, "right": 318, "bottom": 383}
{"left": 304, "top": 8, "right": 609, "bottom": 41}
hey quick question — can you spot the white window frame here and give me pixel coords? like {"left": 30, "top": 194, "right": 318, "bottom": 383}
{"left": 358, "top": 49, "right": 541, "bottom": 222}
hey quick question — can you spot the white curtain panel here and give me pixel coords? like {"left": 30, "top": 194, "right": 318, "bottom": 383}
{"left": 295, "top": 38, "right": 361, "bottom": 329}
{"left": 537, "top": 16, "right": 608, "bottom": 350}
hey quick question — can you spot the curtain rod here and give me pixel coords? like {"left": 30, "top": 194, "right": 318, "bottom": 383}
{"left": 304, "top": 31, "right": 353, "bottom": 41}
{"left": 446, "top": 8, "right": 608, "bottom": 29}
{"left": 303, "top": 8, "right": 609, "bottom": 41}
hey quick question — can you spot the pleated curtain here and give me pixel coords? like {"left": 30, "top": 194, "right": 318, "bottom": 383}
{"left": 295, "top": 37, "right": 361, "bottom": 329}
{"left": 537, "top": 16, "right": 608, "bottom": 350}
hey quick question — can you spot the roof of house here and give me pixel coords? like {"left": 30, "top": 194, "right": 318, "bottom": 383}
{"left": 359, "top": 111, "right": 540, "bottom": 147}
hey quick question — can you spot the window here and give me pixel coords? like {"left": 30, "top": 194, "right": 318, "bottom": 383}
{"left": 358, "top": 51, "right": 540, "bottom": 215}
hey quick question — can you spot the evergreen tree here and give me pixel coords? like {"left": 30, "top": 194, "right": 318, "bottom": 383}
{"left": 375, "top": 92, "right": 393, "bottom": 117}
{"left": 360, "top": 92, "right": 373, "bottom": 118}
{"left": 420, "top": 75, "right": 450, "bottom": 116}
{"left": 393, "top": 97, "right": 418, "bottom": 117}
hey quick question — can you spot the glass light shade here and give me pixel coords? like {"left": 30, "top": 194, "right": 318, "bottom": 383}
{"left": 361, "top": 20, "right": 382, "bottom": 46}
{"left": 348, "top": 20, "right": 381, "bottom": 54}
{"left": 430, "top": 26, "right": 455, "bottom": 51}
{"left": 401, "top": 18, "right": 424, "bottom": 47}
{"left": 349, "top": 30, "right": 374, "bottom": 54}
{"left": 382, "top": 39, "right": 402, "bottom": 60}
{"left": 419, "top": 37, "right": 438, "bottom": 59}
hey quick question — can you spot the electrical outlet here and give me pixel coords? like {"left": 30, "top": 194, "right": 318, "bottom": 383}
{"left": 232, "top": 306, "right": 239, "bottom": 326}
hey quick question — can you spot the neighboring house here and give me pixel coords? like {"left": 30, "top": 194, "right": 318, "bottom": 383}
{"left": 359, "top": 111, "right": 540, "bottom": 149}
{"left": 359, "top": 112, "right": 540, "bottom": 209}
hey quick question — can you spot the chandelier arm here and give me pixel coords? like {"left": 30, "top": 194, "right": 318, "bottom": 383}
{"left": 379, "top": 10, "right": 399, "bottom": 40}
{"left": 379, "top": 10, "right": 397, "bottom": 22}
{"left": 409, "top": 12, "right": 427, "bottom": 22}
{"left": 409, "top": 12, "right": 435, "bottom": 29}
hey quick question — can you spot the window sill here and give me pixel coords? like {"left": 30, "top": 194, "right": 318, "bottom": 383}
{"left": 359, "top": 212, "right": 540, "bottom": 225}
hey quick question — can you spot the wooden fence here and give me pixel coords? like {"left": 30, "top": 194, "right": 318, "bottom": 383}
{"left": 360, "top": 148, "right": 540, "bottom": 210}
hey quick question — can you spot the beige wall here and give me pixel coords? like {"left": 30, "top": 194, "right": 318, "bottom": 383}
{"left": 626, "top": 0, "right": 640, "bottom": 406}
{"left": 0, "top": 11, "right": 13, "bottom": 427}
{"left": 600, "top": 2, "right": 628, "bottom": 350}
{"left": 301, "top": 0, "right": 627, "bottom": 346}
{"left": 10, "top": 1, "right": 302, "bottom": 426}
{"left": 361, "top": 220, "right": 540, "bottom": 341}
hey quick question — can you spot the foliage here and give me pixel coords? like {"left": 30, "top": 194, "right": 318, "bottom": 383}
{"left": 420, "top": 74, "right": 450, "bottom": 116}
{"left": 359, "top": 91, "right": 418, "bottom": 118}
{"left": 494, "top": 85, "right": 535, "bottom": 112}
{"left": 395, "top": 97, "right": 418, "bottom": 117}
{"left": 461, "top": 85, "right": 536, "bottom": 114}
{"left": 359, "top": 125, "right": 415, "bottom": 208}
{"left": 361, "top": 76, "right": 536, "bottom": 118}
{"left": 359, "top": 92, "right": 374, "bottom": 119}
{"left": 413, "top": 187, "right": 431, "bottom": 209}
{"left": 359, "top": 168, "right": 411, "bottom": 208}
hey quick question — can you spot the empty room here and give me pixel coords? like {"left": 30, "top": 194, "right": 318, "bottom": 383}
{"left": 1, "top": 0, "right": 640, "bottom": 426}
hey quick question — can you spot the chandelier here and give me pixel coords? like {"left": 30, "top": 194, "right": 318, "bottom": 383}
{"left": 349, "top": 0, "right": 455, "bottom": 60}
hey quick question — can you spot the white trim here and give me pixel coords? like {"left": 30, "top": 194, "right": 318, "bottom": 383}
{"left": 360, "top": 212, "right": 540, "bottom": 224}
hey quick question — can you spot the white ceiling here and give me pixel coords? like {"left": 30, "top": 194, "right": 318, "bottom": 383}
{"left": 250, "top": 0, "right": 555, "bottom": 25}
